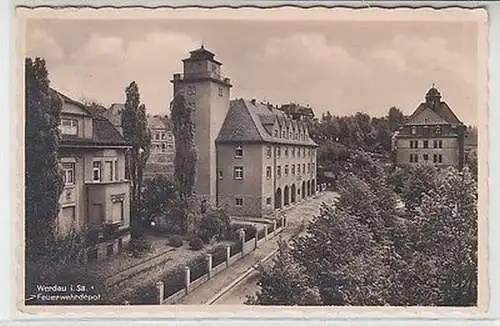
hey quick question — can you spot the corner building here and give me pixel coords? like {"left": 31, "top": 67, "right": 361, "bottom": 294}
{"left": 394, "top": 86, "right": 466, "bottom": 169}
{"left": 216, "top": 99, "right": 318, "bottom": 218}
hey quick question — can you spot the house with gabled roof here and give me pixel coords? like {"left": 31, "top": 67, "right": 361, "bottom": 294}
{"left": 215, "top": 99, "right": 318, "bottom": 217}
{"left": 393, "top": 85, "right": 466, "bottom": 169}
{"left": 54, "top": 89, "right": 132, "bottom": 261}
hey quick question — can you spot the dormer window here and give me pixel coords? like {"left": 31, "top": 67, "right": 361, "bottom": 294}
{"left": 60, "top": 118, "right": 78, "bottom": 136}
{"left": 436, "top": 126, "right": 442, "bottom": 135}
{"left": 411, "top": 127, "right": 417, "bottom": 135}
{"left": 234, "top": 145, "right": 243, "bottom": 158}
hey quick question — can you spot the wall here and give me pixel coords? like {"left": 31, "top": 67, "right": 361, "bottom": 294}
{"left": 396, "top": 137, "right": 459, "bottom": 167}
{"left": 217, "top": 143, "right": 263, "bottom": 217}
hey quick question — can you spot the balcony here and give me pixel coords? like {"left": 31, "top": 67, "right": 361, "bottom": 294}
{"left": 172, "top": 72, "right": 231, "bottom": 85}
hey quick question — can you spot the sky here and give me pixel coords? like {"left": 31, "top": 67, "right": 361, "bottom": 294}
{"left": 25, "top": 18, "right": 483, "bottom": 125}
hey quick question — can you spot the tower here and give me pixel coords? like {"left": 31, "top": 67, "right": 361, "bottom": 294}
{"left": 171, "top": 46, "right": 232, "bottom": 204}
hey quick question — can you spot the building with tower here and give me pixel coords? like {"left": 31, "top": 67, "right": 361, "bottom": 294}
{"left": 171, "top": 46, "right": 318, "bottom": 218}
{"left": 393, "top": 85, "right": 466, "bottom": 169}
{"left": 171, "top": 45, "right": 232, "bottom": 206}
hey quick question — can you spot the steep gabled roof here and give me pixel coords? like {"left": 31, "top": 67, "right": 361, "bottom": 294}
{"left": 216, "top": 99, "right": 317, "bottom": 146}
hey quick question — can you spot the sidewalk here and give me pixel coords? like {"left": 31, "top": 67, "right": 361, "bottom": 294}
{"left": 176, "top": 191, "right": 339, "bottom": 305}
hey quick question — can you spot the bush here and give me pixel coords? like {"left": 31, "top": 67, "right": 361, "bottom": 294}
{"left": 197, "top": 208, "right": 231, "bottom": 243}
{"left": 126, "top": 238, "right": 152, "bottom": 258}
{"left": 168, "top": 235, "right": 183, "bottom": 248}
{"left": 189, "top": 237, "right": 204, "bottom": 251}
{"left": 230, "top": 223, "right": 257, "bottom": 242}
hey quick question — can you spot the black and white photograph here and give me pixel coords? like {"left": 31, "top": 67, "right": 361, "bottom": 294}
{"left": 17, "top": 5, "right": 488, "bottom": 314}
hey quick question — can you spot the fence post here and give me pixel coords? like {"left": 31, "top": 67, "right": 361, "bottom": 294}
{"left": 206, "top": 253, "right": 213, "bottom": 279}
{"left": 239, "top": 229, "right": 246, "bottom": 257}
{"left": 255, "top": 233, "right": 259, "bottom": 248}
{"left": 226, "top": 245, "right": 231, "bottom": 267}
{"left": 156, "top": 281, "right": 164, "bottom": 305}
{"left": 184, "top": 266, "right": 191, "bottom": 294}
{"left": 264, "top": 225, "right": 268, "bottom": 240}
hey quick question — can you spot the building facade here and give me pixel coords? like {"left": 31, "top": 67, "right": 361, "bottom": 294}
{"left": 394, "top": 86, "right": 466, "bottom": 169}
{"left": 55, "top": 90, "right": 132, "bottom": 261}
{"left": 171, "top": 45, "right": 232, "bottom": 206}
{"left": 216, "top": 99, "right": 318, "bottom": 218}
{"left": 145, "top": 114, "right": 175, "bottom": 179}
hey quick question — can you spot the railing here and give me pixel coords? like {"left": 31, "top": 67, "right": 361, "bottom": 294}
{"left": 172, "top": 72, "right": 231, "bottom": 84}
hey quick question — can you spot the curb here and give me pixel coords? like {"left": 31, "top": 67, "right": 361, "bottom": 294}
{"left": 206, "top": 247, "right": 279, "bottom": 305}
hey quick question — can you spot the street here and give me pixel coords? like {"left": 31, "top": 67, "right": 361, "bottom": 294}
{"left": 175, "top": 191, "right": 339, "bottom": 305}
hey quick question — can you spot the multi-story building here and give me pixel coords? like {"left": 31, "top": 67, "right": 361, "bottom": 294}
{"left": 55, "top": 90, "right": 132, "bottom": 261}
{"left": 216, "top": 99, "right": 318, "bottom": 217}
{"left": 394, "top": 86, "right": 466, "bottom": 169}
{"left": 171, "top": 45, "right": 232, "bottom": 206}
{"left": 145, "top": 114, "right": 175, "bottom": 179}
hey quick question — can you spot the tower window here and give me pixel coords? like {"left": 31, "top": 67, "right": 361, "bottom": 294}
{"left": 187, "top": 85, "right": 196, "bottom": 96}
{"left": 218, "top": 87, "right": 223, "bottom": 97}
{"left": 235, "top": 197, "right": 243, "bottom": 207}
{"left": 277, "top": 166, "right": 282, "bottom": 178}
{"left": 233, "top": 167, "right": 244, "bottom": 180}
{"left": 266, "top": 146, "right": 272, "bottom": 159}
{"left": 234, "top": 145, "right": 243, "bottom": 158}
{"left": 266, "top": 166, "right": 272, "bottom": 180}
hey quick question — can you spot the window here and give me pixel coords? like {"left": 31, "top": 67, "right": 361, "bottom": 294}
{"left": 414, "top": 154, "right": 419, "bottom": 163}
{"left": 112, "top": 200, "right": 124, "bottom": 223}
{"left": 277, "top": 166, "right": 282, "bottom": 178}
{"left": 436, "top": 126, "right": 442, "bottom": 135}
{"left": 161, "top": 133, "right": 166, "bottom": 140}
{"left": 92, "top": 161, "right": 101, "bottom": 182}
{"left": 162, "top": 143, "right": 166, "bottom": 152}
{"left": 266, "top": 197, "right": 272, "bottom": 205}
{"left": 439, "top": 140, "right": 443, "bottom": 148}
{"left": 233, "top": 167, "right": 244, "bottom": 180}
{"left": 105, "top": 161, "right": 114, "bottom": 181}
{"left": 155, "top": 133, "right": 160, "bottom": 140}
{"left": 218, "top": 170, "right": 223, "bottom": 180}
{"left": 284, "top": 165, "right": 289, "bottom": 176}
{"left": 114, "top": 161, "right": 118, "bottom": 180}
{"left": 423, "top": 154, "right": 429, "bottom": 161}
{"left": 410, "top": 154, "right": 414, "bottom": 163}
{"left": 266, "top": 166, "right": 272, "bottom": 180}
{"left": 218, "top": 87, "right": 223, "bottom": 97}
{"left": 284, "top": 147, "right": 288, "bottom": 157}
{"left": 302, "top": 164, "right": 306, "bottom": 174}
{"left": 433, "top": 154, "right": 438, "bottom": 163}
{"left": 307, "top": 163, "right": 310, "bottom": 173}
{"left": 286, "top": 127, "right": 290, "bottom": 138}
{"left": 235, "top": 145, "right": 243, "bottom": 158}
{"left": 438, "top": 154, "right": 443, "bottom": 163}
{"left": 291, "top": 147, "right": 295, "bottom": 157}
{"left": 297, "top": 164, "right": 301, "bottom": 174}
{"left": 411, "top": 126, "right": 417, "bottom": 135}
{"left": 433, "top": 140, "right": 438, "bottom": 148}
{"left": 59, "top": 119, "right": 78, "bottom": 135}
{"left": 60, "top": 206, "right": 76, "bottom": 230}
{"left": 62, "top": 163, "right": 75, "bottom": 185}
{"left": 414, "top": 141, "right": 419, "bottom": 149}
{"left": 423, "top": 140, "right": 429, "bottom": 148}
{"left": 276, "top": 146, "right": 281, "bottom": 158}
{"left": 235, "top": 197, "right": 243, "bottom": 207}
{"left": 291, "top": 164, "right": 296, "bottom": 175}
{"left": 266, "top": 146, "right": 272, "bottom": 158}
{"left": 303, "top": 148, "right": 306, "bottom": 158}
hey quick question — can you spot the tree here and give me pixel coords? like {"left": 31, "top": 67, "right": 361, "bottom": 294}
{"left": 170, "top": 93, "right": 198, "bottom": 233}
{"left": 121, "top": 81, "right": 151, "bottom": 231}
{"left": 387, "top": 106, "right": 405, "bottom": 132}
{"left": 138, "top": 175, "right": 183, "bottom": 234}
{"left": 25, "top": 57, "right": 64, "bottom": 259}
{"left": 197, "top": 208, "right": 231, "bottom": 243}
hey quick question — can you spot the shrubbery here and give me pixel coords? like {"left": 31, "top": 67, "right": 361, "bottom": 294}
{"left": 126, "top": 238, "right": 152, "bottom": 258}
{"left": 168, "top": 235, "right": 183, "bottom": 248}
{"left": 197, "top": 208, "right": 231, "bottom": 243}
{"left": 189, "top": 237, "right": 204, "bottom": 251}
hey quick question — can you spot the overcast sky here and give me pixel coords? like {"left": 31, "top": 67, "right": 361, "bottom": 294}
{"left": 25, "top": 18, "right": 482, "bottom": 124}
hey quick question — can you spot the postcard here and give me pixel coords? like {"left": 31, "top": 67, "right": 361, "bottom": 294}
{"left": 15, "top": 4, "right": 489, "bottom": 319}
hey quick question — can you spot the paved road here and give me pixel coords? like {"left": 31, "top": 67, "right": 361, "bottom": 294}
{"left": 176, "top": 191, "right": 339, "bottom": 305}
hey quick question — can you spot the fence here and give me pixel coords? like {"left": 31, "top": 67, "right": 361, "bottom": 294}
{"left": 153, "top": 214, "right": 287, "bottom": 305}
